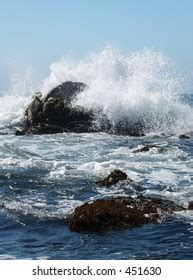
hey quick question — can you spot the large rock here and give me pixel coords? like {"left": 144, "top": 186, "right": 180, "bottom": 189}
{"left": 68, "top": 197, "right": 149, "bottom": 232}
{"left": 68, "top": 196, "right": 185, "bottom": 232}
{"left": 16, "top": 81, "right": 95, "bottom": 135}
{"left": 15, "top": 80, "right": 146, "bottom": 136}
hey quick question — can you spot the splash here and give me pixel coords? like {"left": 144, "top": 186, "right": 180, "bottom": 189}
{"left": 42, "top": 47, "right": 193, "bottom": 134}
{"left": 0, "top": 61, "right": 42, "bottom": 129}
{"left": 1, "top": 47, "right": 193, "bottom": 134}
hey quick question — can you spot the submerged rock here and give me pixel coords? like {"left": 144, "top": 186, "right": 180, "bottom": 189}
{"left": 132, "top": 145, "right": 153, "bottom": 153}
{"left": 179, "top": 134, "right": 191, "bottom": 139}
{"left": 68, "top": 196, "right": 185, "bottom": 232}
{"left": 132, "top": 144, "right": 167, "bottom": 154}
{"left": 96, "top": 169, "right": 129, "bottom": 186}
{"left": 15, "top": 129, "right": 26, "bottom": 136}
{"left": 188, "top": 201, "right": 193, "bottom": 210}
{"left": 112, "top": 120, "right": 145, "bottom": 136}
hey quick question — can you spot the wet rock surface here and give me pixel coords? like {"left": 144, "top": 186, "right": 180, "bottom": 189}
{"left": 188, "top": 201, "right": 193, "bottom": 210}
{"left": 45, "top": 81, "right": 87, "bottom": 103}
{"left": 68, "top": 196, "right": 185, "bottom": 232}
{"left": 15, "top": 81, "right": 148, "bottom": 136}
{"left": 16, "top": 81, "right": 95, "bottom": 135}
{"left": 132, "top": 145, "right": 154, "bottom": 153}
{"left": 132, "top": 144, "right": 167, "bottom": 154}
{"left": 179, "top": 134, "right": 191, "bottom": 139}
{"left": 96, "top": 169, "right": 129, "bottom": 186}
{"left": 68, "top": 197, "right": 149, "bottom": 232}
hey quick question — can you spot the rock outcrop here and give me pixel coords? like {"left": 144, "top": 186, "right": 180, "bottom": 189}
{"left": 96, "top": 169, "right": 129, "bottom": 186}
{"left": 15, "top": 81, "right": 147, "bottom": 136}
{"left": 16, "top": 81, "right": 95, "bottom": 135}
{"left": 68, "top": 196, "right": 185, "bottom": 232}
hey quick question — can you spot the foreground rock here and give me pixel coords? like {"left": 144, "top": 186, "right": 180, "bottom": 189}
{"left": 68, "top": 196, "right": 185, "bottom": 232}
{"left": 96, "top": 170, "right": 129, "bottom": 186}
{"left": 68, "top": 197, "right": 148, "bottom": 232}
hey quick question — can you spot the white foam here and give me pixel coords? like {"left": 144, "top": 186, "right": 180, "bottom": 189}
{"left": 1, "top": 196, "right": 82, "bottom": 219}
{"left": 0, "top": 254, "right": 16, "bottom": 260}
{"left": 48, "top": 161, "right": 67, "bottom": 180}
{"left": 147, "top": 169, "right": 178, "bottom": 185}
{"left": 0, "top": 63, "right": 41, "bottom": 128}
{"left": 42, "top": 46, "right": 193, "bottom": 134}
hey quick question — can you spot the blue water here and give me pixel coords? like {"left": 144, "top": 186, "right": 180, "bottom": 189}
{"left": 0, "top": 47, "right": 193, "bottom": 259}
{"left": 0, "top": 132, "right": 193, "bottom": 259}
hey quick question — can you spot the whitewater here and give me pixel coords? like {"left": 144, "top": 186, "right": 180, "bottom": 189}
{"left": 0, "top": 47, "right": 193, "bottom": 259}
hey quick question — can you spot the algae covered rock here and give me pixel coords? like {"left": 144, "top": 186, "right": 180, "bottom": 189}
{"left": 68, "top": 196, "right": 185, "bottom": 232}
{"left": 68, "top": 197, "right": 149, "bottom": 232}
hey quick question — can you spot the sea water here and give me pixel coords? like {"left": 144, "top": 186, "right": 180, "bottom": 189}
{"left": 0, "top": 47, "right": 193, "bottom": 259}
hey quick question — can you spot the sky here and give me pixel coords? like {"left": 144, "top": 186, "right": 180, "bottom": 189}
{"left": 0, "top": 0, "right": 193, "bottom": 87}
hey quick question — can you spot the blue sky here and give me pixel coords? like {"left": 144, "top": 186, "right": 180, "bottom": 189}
{"left": 0, "top": 0, "right": 193, "bottom": 86}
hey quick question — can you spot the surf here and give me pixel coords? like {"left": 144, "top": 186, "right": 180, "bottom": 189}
{"left": 1, "top": 46, "right": 193, "bottom": 135}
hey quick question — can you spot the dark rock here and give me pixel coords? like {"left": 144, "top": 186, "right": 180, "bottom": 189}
{"left": 112, "top": 120, "right": 145, "bottom": 136}
{"left": 15, "top": 129, "right": 26, "bottom": 136}
{"left": 179, "top": 134, "right": 190, "bottom": 139}
{"left": 134, "top": 195, "right": 185, "bottom": 213}
{"left": 45, "top": 81, "right": 87, "bottom": 104}
{"left": 133, "top": 145, "right": 152, "bottom": 153}
{"left": 132, "top": 145, "right": 167, "bottom": 154}
{"left": 15, "top": 124, "right": 64, "bottom": 135}
{"left": 16, "top": 80, "right": 152, "bottom": 136}
{"left": 18, "top": 81, "right": 95, "bottom": 135}
{"left": 25, "top": 94, "right": 43, "bottom": 127}
{"left": 28, "top": 124, "right": 65, "bottom": 134}
{"left": 188, "top": 201, "right": 193, "bottom": 210}
{"left": 96, "top": 170, "right": 129, "bottom": 186}
{"left": 68, "top": 198, "right": 149, "bottom": 232}
{"left": 68, "top": 196, "right": 185, "bottom": 232}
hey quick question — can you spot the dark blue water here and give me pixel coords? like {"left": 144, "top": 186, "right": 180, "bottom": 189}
{"left": 0, "top": 212, "right": 193, "bottom": 259}
{"left": 0, "top": 132, "right": 193, "bottom": 259}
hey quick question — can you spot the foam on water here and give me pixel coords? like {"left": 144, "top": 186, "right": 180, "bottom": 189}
{"left": 0, "top": 195, "right": 82, "bottom": 219}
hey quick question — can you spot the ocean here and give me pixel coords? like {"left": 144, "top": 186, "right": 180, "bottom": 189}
{"left": 0, "top": 47, "right": 193, "bottom": 259}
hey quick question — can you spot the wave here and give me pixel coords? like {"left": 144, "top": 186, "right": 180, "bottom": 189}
{"left": 1, "top": 46, "right": 193, "bottom": 134}
{"left": 0, "top": 66, "right": 38, "bottom": 129}
{"left": 42, "top": 47, "right": 193, "bottom": 134}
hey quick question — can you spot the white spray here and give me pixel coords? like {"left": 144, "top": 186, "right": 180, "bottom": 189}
{"left": 1, "top": 47, "right": 192, "bottom": 134}
{"left": 42, "top": 47, "right": 193, "bottom": 134}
